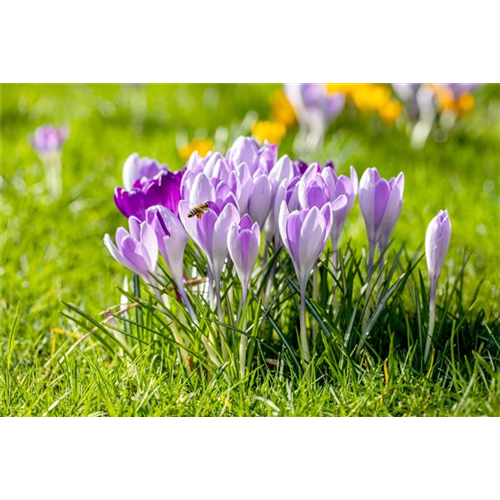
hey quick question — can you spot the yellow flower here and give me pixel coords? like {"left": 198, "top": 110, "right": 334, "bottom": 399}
{"left": 326, "top": 83, "right": 354, "bottom": 96}
{"left": 178, "top": 138, "right": 214, "bottom": 161}
{"left": 252, "top": 120, "right": 287, "bottom": 145}
{"left": 352, "top": 84, "right": 391, "bottom": 112}
{"left": 270, "top": 91, "right": 296, "bottom": 127}
{"left": 379, "top": 100, "right": 402, "bottom": 123}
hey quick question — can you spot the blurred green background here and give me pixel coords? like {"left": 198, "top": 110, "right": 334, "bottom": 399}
{"left": 1, "top": 84, "right": 499, "bottom": 354}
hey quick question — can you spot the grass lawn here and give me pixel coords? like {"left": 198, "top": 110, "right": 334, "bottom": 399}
{"left": 1, "top": 83, "right": 499, "bottom": 416}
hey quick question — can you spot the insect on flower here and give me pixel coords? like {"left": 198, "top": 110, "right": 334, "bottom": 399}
{"left": 187, "top": 202, "right": 210, "bottom": 219}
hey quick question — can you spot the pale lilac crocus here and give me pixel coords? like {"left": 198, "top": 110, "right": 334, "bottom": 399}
{"left": 227, "top": 214, "right": 261, "bottom": 377}
{"left": 103, "top": 217, "right": 158, "bottom": 284}
{"left": 299, "top": 164, "right": 358, "bottom": 269}
{"left": 179, "top": 197, "right": 239, "bottom": 316}
{"left": 122, "top": 153, "right": 170, "bottom": 190}
{"left": 279, "top": 201, "right": 337, "bottom": 364}
{"left": 29, "top": 125, "right": 69, "bottom": 154}
{"left": 424, "top": 210, "right": 451, "bottom": 362}
{"left": 359, "top": 168, "right": 405, "bottom": 274}
{"left": 146, "top": 205, "right": 196, "bottom": 322}
{"left": 29, "top": 125, "right": 69, "bottom": 199}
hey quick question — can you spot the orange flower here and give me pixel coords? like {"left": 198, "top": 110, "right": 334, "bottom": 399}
{"left": 379, "top": 100, "right": 402, "bottom": 122}
{"left": 456, "top": 93, "right": 475, "bottom": 115}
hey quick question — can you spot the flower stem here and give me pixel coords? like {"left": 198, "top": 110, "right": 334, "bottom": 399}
{"left": 300, "top": 287, "right": 310, "bottom": 366}
{"left": 179, "top": 285, "right": 198, "bottom": 325}
{"left": 43, "top": 153, "right": 62, "bottom": 200}
{"left": 263, "top": 259, "right": 277, "bottom": 306}
{"left": 239, "top": 288, "right": 248, "bottom": 380}
{"left": 215, "top": 277, "right": 228, "bottom": 361}
{"left": 311, "top": 268, "right": 319, "bottom": 346}
{"left": 424, "top": 283, "right": 437, "bottom": 363}
{"left": 362, "top": 243, "right": 377, "bottom": 332}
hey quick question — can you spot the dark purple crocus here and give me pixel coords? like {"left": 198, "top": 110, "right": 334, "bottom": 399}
{"left": 122, "top": 153, "right": 170, "bottom": 190}
{"left": 114, "top": 170, "right": 183, "bottom": 221}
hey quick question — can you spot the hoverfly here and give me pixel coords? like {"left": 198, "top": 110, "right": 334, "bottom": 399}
{"left": 187, "top": 202, "right": 210, "bottom": 219}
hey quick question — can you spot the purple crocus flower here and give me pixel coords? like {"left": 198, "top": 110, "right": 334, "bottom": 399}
{"left": 226, "top": 136, "right": 278, "bottom": 176}
{"left": 145, "top": 205, "right": 195, "bottom": 322}
{"left": 179, "top": 197, "right": 240, "bottom": 314}
{"left": 298, "top": 165, "right": 358, "bottom": 269}
{"left": 146, "top": 206, "right": 189, "bottom": 291}
{"left": 278, "top": 201, "right": 335, "bottom": 364}
{"left": 445, "top": 83, "right": 480, "bottom": 99}
{"left": 227, "top": 214, "right": 261, "bottom": 301}
{"left": 122, "top": 153, "right": 170, "bottom": 190}
{"left": 359, "top": 167, "right": 405, "bottom": 272}
{"left": 28, "top": 125, "right": 69, "bottom": 199}
{"left": 227, "top": 214, "right": 261, "bottom": 378}
{"left": 103, "top": 216, "right": 158, "bottom": 283}
{"left": 114, "top": 170, "right": 183, "bottom": 221}
{"left": 293, "top": 159, "right": 335, "bottom": 177}
{"left": 29, "top": 125, "right": 68, "bottom": 154}
{"left": 284, "top": 83, "right": 345, "bottom": 151}
{"left": 424, "top": 210, "right": 451, "bottom": 361}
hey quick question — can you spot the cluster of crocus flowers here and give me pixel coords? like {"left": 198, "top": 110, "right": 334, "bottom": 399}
{"left": 28, "top": 125, "right": 69, "bottom": 199}
{"left": 103, "top": 135, "right": 452, "bottom": 372}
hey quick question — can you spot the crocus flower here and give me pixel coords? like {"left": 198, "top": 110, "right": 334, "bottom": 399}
{"left": 299, "top": 165, "right": 358, "bottom": 269}
{"left": 29, "top": 125, "right": 69, "bottom": 154}
{"left": 279, "top": 202, "right": 336, "bottom": 364}
{"left": 227, "top": 215, "right": 261, "bottom": 302}
{"left": 284, "top": 83, "right": 345, "bottom": 151}
{"left": 359, "top": 168, "right": 405, "bottom": 273}
{"left": 29, "top": 125, "right": 69, "bottom": 199}
{"left": 114, "top": 170, "right": 183, "bottom": 220}
{"left": 227, "top": 214, "right": 261, "bottom": 378}
{"left": 179, "top": 197, "right": 240, "bottom": 315}
{"left": 104, "top": 217, "right": 158, "bottom": 284}
{"left": 424, "top": 210, "right": 451, "bottom": 362}
{"left": 122, "top": 153, "right": 170, "bottom": 190}
{"left": 226, "top": 136, "right": 277, "bottom": 176}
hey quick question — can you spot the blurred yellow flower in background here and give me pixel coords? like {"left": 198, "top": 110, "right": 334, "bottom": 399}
{"left": 178, "top": 138, "right": 214, "bottom": 160}
{"left": 252, "top": 120, "right": 287, "bottom": 145}
{"left": 352, "top": 84, "right": 391, "bottom": 112}
{"left": 326, "top": 83, "right": 358, "bottom": 97}
{"left": 270, "top": 90, "right": 296, "bottom": 127}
